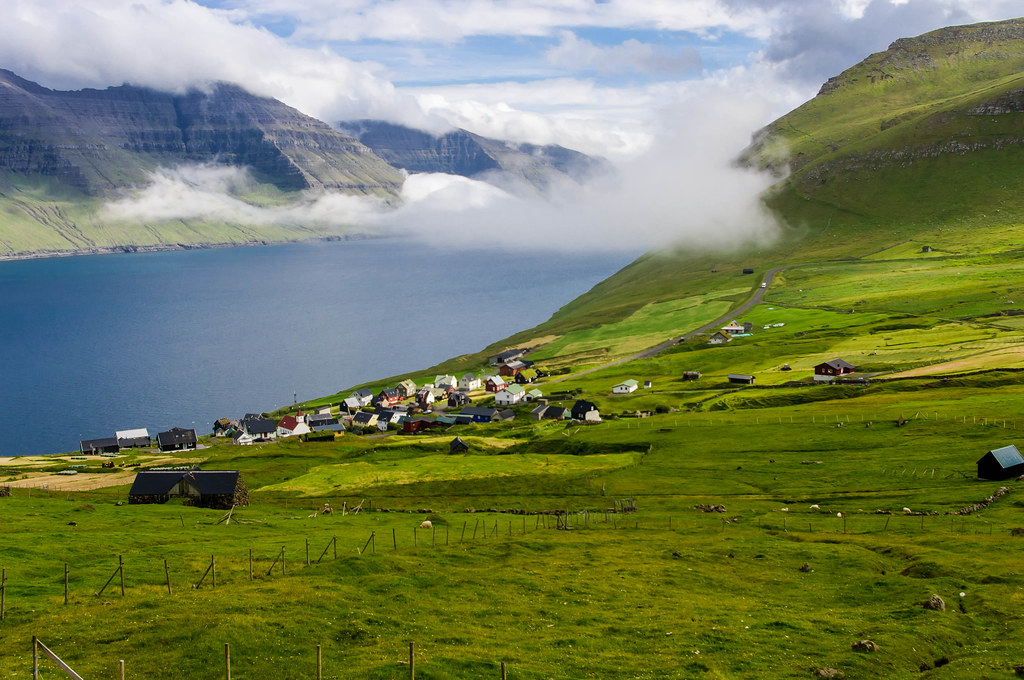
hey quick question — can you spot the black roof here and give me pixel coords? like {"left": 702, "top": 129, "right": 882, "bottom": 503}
{"left": 157, "top": 427, "right": 198, "bottom": 447}
{"left": 242, "top": 417, "right": 277, "bottom": 435}
{"left": 352, "top": 388, "right": 373, "bottom": 399}
{"left": 306, "top": 413, "right": 338, "bottom": 426}
{"left": 818, "top": 358, "right": 855, "bottom": 370}
{"left": 129, "top": 470, "right": 188, "bottom": 496}
{"left": 461, "top": 406, "right": 498, "bottom": 417}
{"left": 353, "top": 411, "right": 375, "bottom": 424}
{"left": 129, "top": 469, "right": 239, "bottom": 497}
{"left": 81, "top": 437, "right": 119, "bottom": 450}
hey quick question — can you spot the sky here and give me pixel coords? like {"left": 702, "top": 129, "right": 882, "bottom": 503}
{"left": 3, "top": 0, "right": 1023, "bottom": 250}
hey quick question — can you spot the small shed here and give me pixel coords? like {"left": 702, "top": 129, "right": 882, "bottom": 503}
{"left": 682, "top": 371, "right": 702, "bottom": 381}
{"left": 977, "top": 445, "right": 1024, "bottom": 480}
{"left": 707, "top": 332, "right": 732, "bottom": 345}
{"left": 728, "top": 374, "right": 755, "bottom": 385}
{"left": 449, "top": 437, "right": 469, "bottom": 454}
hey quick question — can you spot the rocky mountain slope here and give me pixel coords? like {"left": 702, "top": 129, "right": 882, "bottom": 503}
{"left": 742, "top": 18, "right": 1024, "bottom": 225}
{"left": 339, "top": 120, "right": 611, "bottom": 194}
{"left": 0, "top": 69, "right": 404, "bottom": 198}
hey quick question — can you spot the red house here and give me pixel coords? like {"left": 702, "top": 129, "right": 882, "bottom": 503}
{"left": 485, "top": 376, "right": 507, "bottom": 393}
{"left": 814, "top": 359, "right": 856, "bottom": 380}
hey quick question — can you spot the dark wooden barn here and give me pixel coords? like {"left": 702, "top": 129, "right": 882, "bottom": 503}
{"left": 128, "top": 470, "right": 248, "bottom": 509}
{"left": 977, "top": 445, "right": 1024, "bottom": 481}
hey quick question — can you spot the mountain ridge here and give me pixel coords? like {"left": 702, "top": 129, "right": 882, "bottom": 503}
{"left": 339, "top": 119, "right": 612, "bottom": 194}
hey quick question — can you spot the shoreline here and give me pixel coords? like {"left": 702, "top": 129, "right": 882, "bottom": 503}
{"left": 0, "top": 232, "right": 381, "bottom": 263}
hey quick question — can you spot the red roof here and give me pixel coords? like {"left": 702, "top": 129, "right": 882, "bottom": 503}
{"left": 278, "top": 415, "right": 299, "bottom": 431}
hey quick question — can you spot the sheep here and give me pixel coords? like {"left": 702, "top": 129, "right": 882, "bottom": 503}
{"left": 809, "top": 504, "right": 820, "bottom": 510}
{"left": 903, "top": 507, "right": 912, "bottom": 514}
{"left": 420, "top": 520, "right": 432, "bottom": 529}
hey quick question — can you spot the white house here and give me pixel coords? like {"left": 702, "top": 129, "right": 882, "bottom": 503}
{"left": 277, "top": 415, "right": 310, "bottom": 438}
{"left": 494, "top": 384, "right": 526, "bottom": 406}
{"left": 435, "top": 374, "right": 458, "bottom": 390}
{"left": 231, "top": 431, "right": 254, "bottom": 446}
{"left": 613, "top": 379, "right": 639, "bottom": 394}
{"left": 350, "top": 388, "right": 374, "bottom": 407}
{"left": 524, "top": 388, "right": 543, "bottom": 402}
{"left": 459, "top": 373, "right": 482, "bottom": 391}
{"left": 721, "top": 321, "right": 746, "bottom": 335}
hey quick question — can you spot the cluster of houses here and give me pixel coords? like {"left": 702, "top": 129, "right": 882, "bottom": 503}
{"left": 198, "top": 349, "right": 604, "bottom": 442}
{"left": 80, "top": 427, "right": 198, "bottom": 455}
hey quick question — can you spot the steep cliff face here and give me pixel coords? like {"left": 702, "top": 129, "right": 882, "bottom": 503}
{"left": 339, "top": 120, "right": 610, "bottom": 193}
{"left": 0, "top": 71, "right": 404, "bottom": 198}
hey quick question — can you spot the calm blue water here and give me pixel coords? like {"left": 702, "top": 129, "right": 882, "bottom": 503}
{"left": 0, "top": 240, "right": 631, "bottom": 456}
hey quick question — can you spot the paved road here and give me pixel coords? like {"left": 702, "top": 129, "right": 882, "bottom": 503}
{"left": 547, "top": 265, "right": 789, "bottom": 384}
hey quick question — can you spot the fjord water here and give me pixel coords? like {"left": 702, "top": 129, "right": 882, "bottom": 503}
{"left": 0, "top": 240, "right": 631, "bottom": 456}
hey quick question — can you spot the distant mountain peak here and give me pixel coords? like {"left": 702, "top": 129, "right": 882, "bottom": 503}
{"left": 338, "top": 119, "right": 611, "bottom": 195}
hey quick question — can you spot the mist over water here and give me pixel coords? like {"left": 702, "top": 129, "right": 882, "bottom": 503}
{"left": 0, "top": 240, "right": 634, "bottom": 456}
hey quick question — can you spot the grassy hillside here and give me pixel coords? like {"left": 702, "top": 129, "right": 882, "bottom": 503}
{"left": 7, "top": 18, "right": 1024, "bottom": 680}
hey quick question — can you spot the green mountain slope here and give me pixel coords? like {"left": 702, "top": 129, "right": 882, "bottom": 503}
{"left": 744, "top": 18, "right": 1024, "bottom": 227}
{"left": 386, "top": 18, "right": 1024, "bottom": 381}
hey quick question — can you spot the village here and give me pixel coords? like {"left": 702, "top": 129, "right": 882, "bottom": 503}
{"left": 70, "top": 315, "right": 912, "bottom": 458}
{"left": 58, "top": 311, "right": 1024, "bottom": 516}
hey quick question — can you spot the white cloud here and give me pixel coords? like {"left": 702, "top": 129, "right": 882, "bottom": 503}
{"left": 545, "top": 31, "right": 702, "bottom": 75}
{"left": 101, "top": 165, "right": 384, "bottom": 227}
{"left": 0, "top": 0, "right": 433, "bottom": 129}
{"left": 229, "top": 0, "right": 774, "bottom": 42}
{"left": 374, "top": 85, "right": 781, "bottom": 253}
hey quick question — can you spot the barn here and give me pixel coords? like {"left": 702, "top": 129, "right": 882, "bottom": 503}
{"left": 128, "top": 469, "right": 248, "bottom": 509}
{"left": 977, "top": 445, "right": 1024, "bottom": 481}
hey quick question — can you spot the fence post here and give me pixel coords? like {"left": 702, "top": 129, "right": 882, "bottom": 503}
{"left": 119, "top": 555, "right": 124, "bottom": 596}
{"left": 212, "top": 555, "right": 217, "bottom": 588}
{"left": 64, "top": 563, "right": 69, "bottom": 605}
{"left": 501, "top": 661, "right": 507, "bottom": 680}
{"left": 249, "top": 549, "right": 253, "bottom": 582}
{"left": 333, "top": 536, "right": 337, "bottom": 560}
{"left": 225, "top": 642, "right": 230, "bottom": 680}
{"left": 119, "top": 659, "right": 125, "bottom": 680}
{"left": 316, "top": 644, "right": 322, "bottom": 680}
{"left": 409, "top": 641, "right": 415, "bottom": 680}
{"left": 393, "top": 528, "right": 397, "bottom": 550}
{"left": 282, "top": 547, "right": 286, "bottom": 575}
{"left": 1, "top": 567, "right": 5, "bottom": 620}
{"left": 33, "top": 636, "right": 38, "bottom": 680}
{"left": 306, "top": 538, "right": 310, "bottom": 567}
{"left": 165, "top": 559, "right": 172, "bottom": 595}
